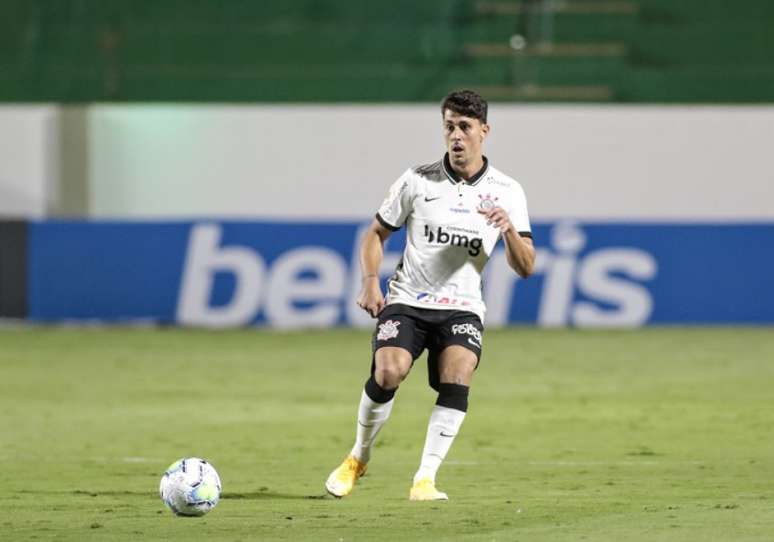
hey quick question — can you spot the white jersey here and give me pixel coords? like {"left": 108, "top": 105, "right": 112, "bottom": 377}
{"left": 376, "top": 154, "right": 532, "bottom": 323}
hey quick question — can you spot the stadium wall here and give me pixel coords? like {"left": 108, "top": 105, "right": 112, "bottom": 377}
{"left": 1, "top": 105, "right": 773, "bottom": 222}
{"left": 83, "top": 105, "right": 774, "bottom": 222}
{"left": 0, "top": 106, "right": 58, "bottom": 218}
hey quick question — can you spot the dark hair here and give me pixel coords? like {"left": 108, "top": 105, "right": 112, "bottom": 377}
{"left": 441, "top": 90, "right": 488, "bottom": 123}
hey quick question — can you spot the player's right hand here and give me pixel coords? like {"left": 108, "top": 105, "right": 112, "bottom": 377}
{"left": 357, "top": 277, "right": 385, "bottom": 318}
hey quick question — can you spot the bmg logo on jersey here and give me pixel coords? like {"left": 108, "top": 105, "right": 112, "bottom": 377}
{"left": 424, "top": 225, "right": 483, "bottom": 256}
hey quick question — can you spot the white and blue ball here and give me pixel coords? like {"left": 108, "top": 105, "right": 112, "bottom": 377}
{"left": 159, "top": 457, "right": 221, "bottom": 517}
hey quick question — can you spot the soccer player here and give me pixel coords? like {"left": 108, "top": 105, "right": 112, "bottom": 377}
{"left": 325, "top": 90, "right": 535, "bottom": 501}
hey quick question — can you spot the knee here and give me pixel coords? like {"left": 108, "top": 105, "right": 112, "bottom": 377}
{"left": 374, "top": 362, "right": 407, "bottom": 389}
{"left": 439, "top": 358, "right": 477, "bottom": 386}
{"left": 438, "top": 345, "right": 479, "bottom": 386}
{"left": 374, "top": 351, "right": 411, "bottom": 389}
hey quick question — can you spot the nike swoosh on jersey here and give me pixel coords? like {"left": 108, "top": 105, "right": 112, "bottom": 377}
{"left": 424, "top": 196, "right": 441, "bottom": 202}
{"left": 467, "top": 338, "right": 481, "bottom": 349}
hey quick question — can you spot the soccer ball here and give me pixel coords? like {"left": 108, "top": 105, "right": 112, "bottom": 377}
{"left": 159, "top": 457, "right": 222, "bottom": 517}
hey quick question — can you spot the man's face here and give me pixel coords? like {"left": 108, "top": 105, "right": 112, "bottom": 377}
{"left": 443, "top": 109, "right": 490, "bottom": 169}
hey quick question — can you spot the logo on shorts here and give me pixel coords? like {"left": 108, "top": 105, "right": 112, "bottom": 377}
{"left": 377, "top": 320, "right": 401, "bottom": 341}
{"left": 451, "top": 323, "right": 482, "bottom": 348}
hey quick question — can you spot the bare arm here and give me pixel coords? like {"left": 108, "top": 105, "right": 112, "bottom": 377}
{"left": 357, "top": 218, "right": 394, "bottom": 317}
{"left": 479, "top": 207, "right": 536, "bottom": 278}
{"left": 502, "top": 229, "right": 536, "bottom": 278}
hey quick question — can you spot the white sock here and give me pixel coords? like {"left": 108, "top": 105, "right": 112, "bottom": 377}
{"left": 349, "top": 390, "right": 395, "bottom": 464}
{"left": 413, "top": 405, "right": 466, "bottom": 484}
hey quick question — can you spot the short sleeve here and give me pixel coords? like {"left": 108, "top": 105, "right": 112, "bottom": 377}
{"left": 376, "top": 169, "right": 414, "bottom": 230}
{"left": 507, "top": 183, "right": 532, "bottom": 235}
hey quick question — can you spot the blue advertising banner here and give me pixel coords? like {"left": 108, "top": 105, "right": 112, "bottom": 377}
{"left": 27, "top": 220, "right": 774, "bottom": 327}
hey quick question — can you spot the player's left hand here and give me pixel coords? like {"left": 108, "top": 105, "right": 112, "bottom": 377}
{"left": 478, "top": 206, "right": 513, "bottom": 234}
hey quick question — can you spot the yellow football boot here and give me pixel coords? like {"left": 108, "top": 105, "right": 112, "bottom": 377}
{"left": 325, "top": 455, "right": 367, "bottom": 497}
{"left": 409, "top": 478, "right": 449, "bottom": 501}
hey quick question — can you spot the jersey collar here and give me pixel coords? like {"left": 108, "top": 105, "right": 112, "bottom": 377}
{"left": 442, "top": 153, "right": 489, "bottom": 186}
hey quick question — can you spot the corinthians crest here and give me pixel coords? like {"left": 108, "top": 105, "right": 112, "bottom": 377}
{"left": 477, "top": 193, "right": 499, "bottom": 212}
{"left": 377, "top": 320, "right": 401, "bottom": 341}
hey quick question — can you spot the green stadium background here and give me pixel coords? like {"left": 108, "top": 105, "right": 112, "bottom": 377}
{"left": 3, "top": 0, "right": 774, "bottom": 103}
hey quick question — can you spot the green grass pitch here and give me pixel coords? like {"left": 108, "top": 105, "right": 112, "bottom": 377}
{"left": 1, "top": 326, "right": 773, "bottom": 541}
